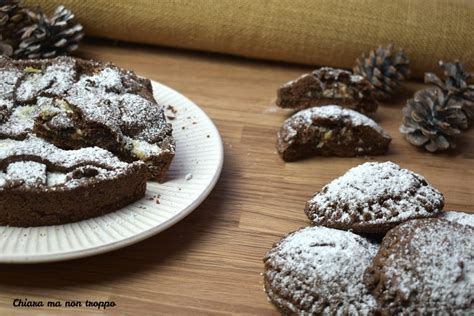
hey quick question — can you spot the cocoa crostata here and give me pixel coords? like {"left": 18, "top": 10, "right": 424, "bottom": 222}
{"left": 0, "top": 136, "right": 147, "bottom": 227}
{"left": 277, "top": 105, "right": 391, "bottom": 161}
{"left": 276, "top": 67, "right": 377, "bottom": 114}
{"left": 0, "top": 56, "right": 175, "bottom": 180}
{"left": 0, "top": 56, "right": 175, "bottom": 227}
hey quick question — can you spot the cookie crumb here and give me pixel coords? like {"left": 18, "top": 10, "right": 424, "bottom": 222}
{"left": 165, "top": 105, "right": 177, "bottom": 120}
{"left": 166, "top": 105, "right": 177, "bottom": 113}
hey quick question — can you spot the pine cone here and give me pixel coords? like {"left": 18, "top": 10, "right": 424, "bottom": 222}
{"left": 14, "top": 5, "right": 83, "bottom": 59}
{"left": 354, "top": 44, "right": 410, "bottom": 100}
{"left": 400, "top": 87, "right": 468, "bottom": 152}
{"left": 425, "top": 60, "right": 474, "bottom": 123}
{"left": 0, "top": 0, "right": 29, "bottom": 56}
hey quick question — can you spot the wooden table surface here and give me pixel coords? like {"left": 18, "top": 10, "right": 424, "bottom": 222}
{"left": 1, "top": 40, "right": 473, "bottom": 315}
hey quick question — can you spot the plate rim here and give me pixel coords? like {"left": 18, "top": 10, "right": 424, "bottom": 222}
{"left": 0, "top": 80, "right": 224, "bottom": 264}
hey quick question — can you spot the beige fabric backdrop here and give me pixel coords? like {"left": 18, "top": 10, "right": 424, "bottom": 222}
{"left": 26, "top": 0, "right": 474, "bottom": 78}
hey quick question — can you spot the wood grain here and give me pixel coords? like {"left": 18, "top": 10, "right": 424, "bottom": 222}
{"left": 0, "top": 39, "right": 472, "bottom": 315}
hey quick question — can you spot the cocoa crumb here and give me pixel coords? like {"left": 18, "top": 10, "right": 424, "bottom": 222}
{"left": 154, "top": 194, "right": 161, "bottom": 204}
{"left": 166, "top": 105, "right": 177, "bottom": 113}
{"left": 165, "top": 105, "right": 177, "bottom": 120}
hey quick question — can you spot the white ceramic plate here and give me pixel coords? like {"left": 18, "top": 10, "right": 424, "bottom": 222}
{"left": 0, "top": 81, "right": 224, "bottom": 263}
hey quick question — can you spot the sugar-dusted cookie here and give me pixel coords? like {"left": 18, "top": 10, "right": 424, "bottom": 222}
{"left": 277, "top": 105, "right": 391, "bottom": 161}
{"left": 364, "top": 218, "right": 474, "bottom": 314}
{"left": 305, "top": 161, "right": 444, "bottom": 233}
{"left": 440, "top": 211, "right": 474, "bottom": 227}
{"left": 276, "top": 67, "right": 377, "bottom": 113}
{"left": 263, "top": 226, "right": 379, "bottom": 315}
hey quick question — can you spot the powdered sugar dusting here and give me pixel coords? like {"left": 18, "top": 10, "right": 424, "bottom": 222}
{"left": 0, "top": 104, "right": 39, "bottom": 137}
{"left": 314, "top": 67, "right": 365, "bottom": 84}
{"left": 441, "top": 211, "right": 474, "bottom": 227}
{"left": 7, "top": 161, "right": 47, "bottom": 187}
{"left": 16, "top": 60, "right": 77, "bottom": 103}
{"left": 46, "top": 172, "right": 67, "bottom": 186}
{"left": 297, "top": 105, "right": 383, "bottom": 132}
{"left": 0, "top": 67, "right": 22, "bottom": 123}
{"left": 0, "top": 136, "right": 143, "bottom": 190}
{"left": 1, "top": 135, "right": 128, "bottom": 169}
{"left": 0, "top": 67, "right": 22, "bottom": 99}
{"left": 373, "top": 219, "right": 473, "bottom": 313}
{"left": 264, "top": 226, "right": 378, "bottom": 314}
{"left": 306, "top": 162, "right": 444, "bottom": 230}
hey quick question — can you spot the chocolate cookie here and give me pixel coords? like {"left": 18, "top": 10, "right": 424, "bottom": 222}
{"left": 277, "top": 105, "right": 391, "bottom": 161}
{"left": 364, "top": 218, "right": 474, "bottom": 314}
{"left": 263, "top": 226, "right": 379, "bottom": 315}
{"left": 276, "top": 67, "right": 377, "bottom": 114}
{"left": 0, "top": 135, "right": 147, "bottom": 227}
{"left": 305, "top": 162, "right": 444, "bottom": 233}
{"left": 440, "top": 211, "right": 474, "bottom": 227}
{"left": 0, "top": 56, "right": 175, "bottom": 180}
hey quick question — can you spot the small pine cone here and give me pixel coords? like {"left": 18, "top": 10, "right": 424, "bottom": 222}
{"left": 0, "top": 0, "right": 29, "bottom": 56}
{"left": 354, "top": 44, "right": 410, "bottom": 100}
{"left": 0, "top": 41, "right": 13, "bottom": 56}
{"left": 400, "top": 87, "right": 468, "bottom": 152}
{"left": 425, "top": 60, "right": 474, "bottom": 123}
{"left": 14, "top": 5, "right": 83, "bottom": 59}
